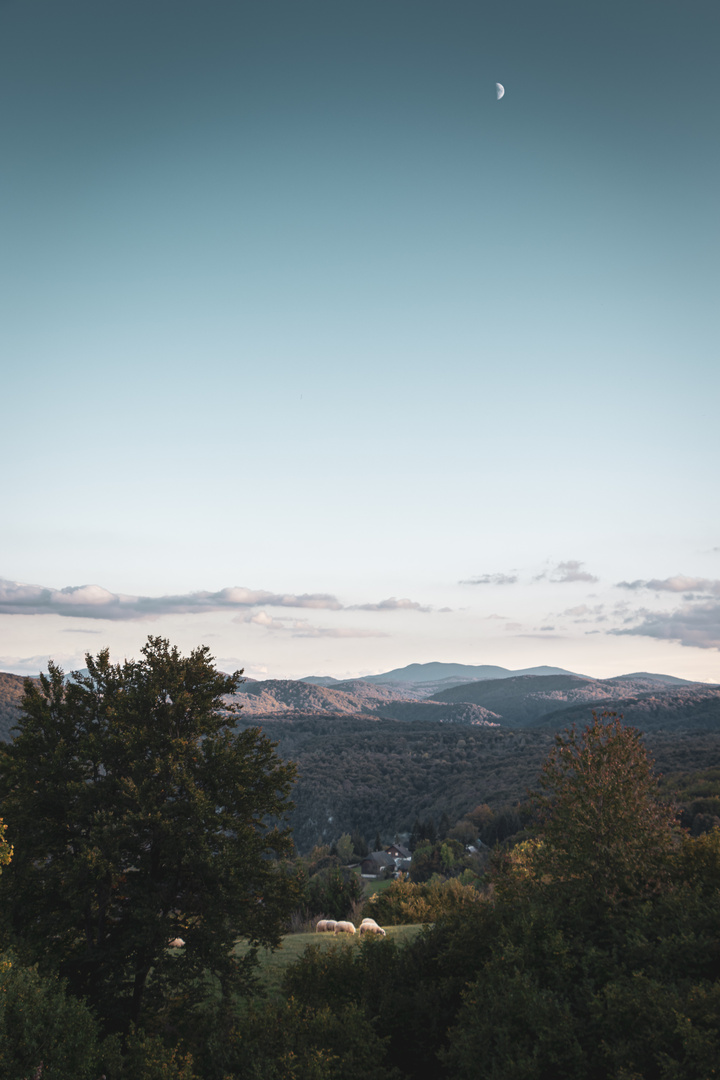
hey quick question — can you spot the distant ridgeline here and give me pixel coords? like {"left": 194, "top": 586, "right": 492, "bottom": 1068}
{"left": 232, "top": 669, "right": 720, "bottom": 732}
{"left": 2, "top": 665, "right": 719, "bottom": 853}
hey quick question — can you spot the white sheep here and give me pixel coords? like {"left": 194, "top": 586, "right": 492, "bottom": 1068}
{"left": 315, "top": 919, "right": 337, "bottom": 933}
{"left": 358, "top": 919, "right": 386, "bottom": 936}
{"left": 168, "top": 937, "right": 185, "bottom": 948}
{"left": 333, "top": 920, "right": 356, "bottom": 935}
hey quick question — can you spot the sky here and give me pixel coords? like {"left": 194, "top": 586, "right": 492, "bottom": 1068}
{"left": 1, "top": 0, "right": 719, "bottom": 682}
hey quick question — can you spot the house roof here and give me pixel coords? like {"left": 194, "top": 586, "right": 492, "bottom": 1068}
{"left": 362, "top": 852, "right": 395, "bottom": 868}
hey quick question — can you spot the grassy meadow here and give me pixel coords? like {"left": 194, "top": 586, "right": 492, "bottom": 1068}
{"left": 233, "top": 924, "right": 424, "bottom": 1002}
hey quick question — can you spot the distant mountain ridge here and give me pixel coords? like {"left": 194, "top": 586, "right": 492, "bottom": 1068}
{"left": 300, "top": 663, "right": 699, "bottom": 688}
{"left": 231, "top": 671, "right": 718, "bottom": 733}
{"left": 0, "top": 664, "right": 714, "bottom": 744}
{"left": 315, "top": 662, "right": 587, "bottom": 685}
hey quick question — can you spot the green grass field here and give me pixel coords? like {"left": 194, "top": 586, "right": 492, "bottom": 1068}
{"left": 233, "top": 924, "right": 424, "bottom": 1002}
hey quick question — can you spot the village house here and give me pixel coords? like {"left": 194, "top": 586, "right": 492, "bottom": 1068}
{"left": 360, "top": 844, "right": 412, "bottom": 878}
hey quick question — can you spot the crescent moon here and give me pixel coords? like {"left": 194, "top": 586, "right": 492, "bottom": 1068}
{"left": 496, "top": 82, "right": 505, "bottom": 100}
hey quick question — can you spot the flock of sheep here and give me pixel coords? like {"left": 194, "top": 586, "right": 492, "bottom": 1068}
{"left": 315, "top": 917, "right": 386, "bottom": 937}
{"left": 168, "top": 919, "right": 386, "bottom": 952}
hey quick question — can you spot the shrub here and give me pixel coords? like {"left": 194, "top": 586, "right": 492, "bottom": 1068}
{"left": 363, "top": 876, "right": 484, "bottom": 925}
{"left": 0, "top": 953, "right": 104, "bottom": 1080}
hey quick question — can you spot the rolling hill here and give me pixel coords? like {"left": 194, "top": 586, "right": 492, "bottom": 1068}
{"left": 431, "top": 674, "right": 720, "bottom": 732}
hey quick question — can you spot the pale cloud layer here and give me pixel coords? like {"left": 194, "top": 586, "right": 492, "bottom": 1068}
{"left": 351, "top": 597, "right": 432, "bottom": 612}
{"left": 460, "top": 573, "right": 518, "bottom": 586}
{"left": 618, "top": 576, "right": 720, "bottom": 597}
{"left": 463, "top": 562, "right": 599, "bottom": 587}
{"left": 236, "top": 610, "right": 388, "bottom": 639}
{"left": 0, "top": 579, "right": 429, "bottom": 622}
{"left": 613, "top": 601, "right": 720, "bottom": 651}
{"left": 546, "top": 561, "right": 599, "bottom": 584}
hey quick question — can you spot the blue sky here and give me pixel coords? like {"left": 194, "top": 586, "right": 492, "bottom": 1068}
{"left": 1, "top": 0, "right": 719, "bottom": 680}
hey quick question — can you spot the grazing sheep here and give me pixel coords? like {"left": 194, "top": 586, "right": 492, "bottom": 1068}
{"left": 315, "top": 919, "right": 337, "bottom": 933}
{"left": 333, "top": 920, "right": 356, "bottom": 935}
{"left": 358, "top": 920, "right": 386, "bottom": 936}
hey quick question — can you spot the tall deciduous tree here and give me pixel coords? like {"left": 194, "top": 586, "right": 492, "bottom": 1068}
{"left": 528, "top": 712, "right": 677, "bottom": 909}
{"left": 0, "top": 637, "right": 298, "bottom": 1032}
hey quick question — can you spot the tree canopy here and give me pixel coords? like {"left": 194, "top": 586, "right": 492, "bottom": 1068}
{"left": 523, "top": 711, "right": 677, "bottom": 909}
{"left": 0, "top": 637, "right": 298, "bottom": 1032}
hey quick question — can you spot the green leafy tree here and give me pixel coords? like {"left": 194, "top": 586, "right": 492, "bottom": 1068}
{"left": 525, "top": 712, "right": 677, "bottom": 910}
{"left": 0, "top": 817, "right": 108, "bottom": 1080}
{"left": 0, "top": 955, "right": 108, "bottom": 1080}
{"left": 410, "top": 839, "right": 464, "bottom": 883}
{"left": 306, "top": 866, "right": 364, "bottom": 921}
{"left": 335, "top": 833, "right": 354, "bottom": 864}
{"left": 223, "top": 997, "right": 400, "bottom": 1080}
{"left": 0, "top": 637, "right": 298, "bottom": 1033}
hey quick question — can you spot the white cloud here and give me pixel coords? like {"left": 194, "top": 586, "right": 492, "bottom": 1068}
{"left": 559, "top": 604, "right": 605, "bottom": 623}
{"left": 0, "top": 578, "right": 430, "bottom": 622}
{"left": 545, "top": 560, "right": 599, "bottom": 584}
{"left": 237, "top": 611, "right": 291, "bottom": 631}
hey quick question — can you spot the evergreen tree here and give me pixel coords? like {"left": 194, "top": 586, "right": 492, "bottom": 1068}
{"left": 409, "top": 819, "right": 423, "bottom": 853}
{"left": 351, "top": 831, "right": 369, "bottom": 858}
{"left": 422, "top": 817, "right": 437, "bottom": 845}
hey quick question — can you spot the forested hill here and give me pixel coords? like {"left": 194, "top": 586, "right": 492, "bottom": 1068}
{"left": 241, "top": 716, "right": 556, "bottom": 851}
{"left": 236, "top": 678, "right": 427, "bottom": 714}
{"left": 536, "top": 685, "right": 720, "bottom": 732}
{"left": 234, "top": 679, "right": 500, "bottom": 725}
{"left": 431, "top": 674, "right": 720, "bottom": 729}
{"left": 236, "top": 713, "right": 720, "bottom": 852}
